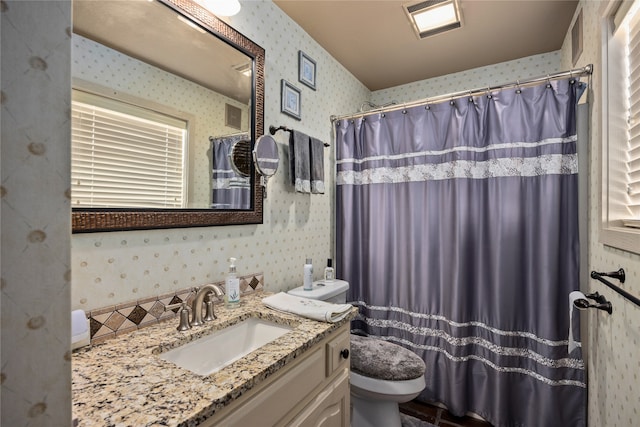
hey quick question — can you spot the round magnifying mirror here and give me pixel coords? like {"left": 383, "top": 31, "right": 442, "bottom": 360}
{"left": 229, "top": 139, "right": 252, "bottom": 178}
{"left": 253, "top": 135, "right": 279, "bottom": 198}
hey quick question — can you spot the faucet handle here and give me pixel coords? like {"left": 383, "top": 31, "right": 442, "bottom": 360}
{"left": 203, "top": 294, "right": 216, "bottom": 322}
{"left": 165, "top": 302, "right": 192, "bottom": 331}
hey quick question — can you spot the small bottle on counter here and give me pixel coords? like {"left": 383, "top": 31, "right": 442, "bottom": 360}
{"left": 324, "top": 258, "right": 335, "bottom": 282}
{"left": 225, "top": 257, "right": 240, "bottom": 308}
{"left": 303, "top": 258, "right": 313, "bottom": 290}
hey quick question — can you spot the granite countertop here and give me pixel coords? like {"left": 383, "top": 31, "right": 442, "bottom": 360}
{"left": 72, "top": 291, "right": 357, "bottom": 426}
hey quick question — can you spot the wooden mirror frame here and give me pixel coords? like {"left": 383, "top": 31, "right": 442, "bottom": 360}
{"left": 72, "top": 0, "right": 265, "bottom": 233}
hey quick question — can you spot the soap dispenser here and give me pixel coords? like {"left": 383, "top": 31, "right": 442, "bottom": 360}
{"left": 324, "top": 258, "right": 335, "bottom": 282}
{"left": 225, "top": 257, "right": 240, "bottom": 308}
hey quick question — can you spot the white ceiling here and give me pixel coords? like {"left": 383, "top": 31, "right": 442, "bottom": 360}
{"left": 274, "top": 0, "right": 579, "bottom": 91}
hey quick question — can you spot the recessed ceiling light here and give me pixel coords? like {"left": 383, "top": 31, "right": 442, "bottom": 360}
{"left": 405, "top": 0, "right": 462, "bottom": 39}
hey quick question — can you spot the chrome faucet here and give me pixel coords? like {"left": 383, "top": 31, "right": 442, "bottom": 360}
{"left": 191, "top": 284, "right": 225, "bottom": 327}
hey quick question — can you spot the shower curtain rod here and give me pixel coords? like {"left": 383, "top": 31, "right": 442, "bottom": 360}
{"left": 330, "top": 64, "right": 593, "bottom": 122}
{"left": 209, "top": 131, "right": 249, "bottom": 141}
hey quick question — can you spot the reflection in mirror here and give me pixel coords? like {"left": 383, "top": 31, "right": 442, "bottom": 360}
{"left": 253, "top": 135, "right": 280, "bottom": 198}
{"left": 210, "top": 135, "right": 251, "bottom": 209}
{"left": 230, "top": 140, "right": 253, "bottom": 178}
{"left": 71, "top": 0, "right": 265, "bottom": 232}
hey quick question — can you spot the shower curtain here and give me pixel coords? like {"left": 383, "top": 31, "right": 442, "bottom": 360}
{"left": 211, "top": 134, "right": 251, "bottom": 209}
{"left": 335, "top": 78, "right": 586, "bottom": 427}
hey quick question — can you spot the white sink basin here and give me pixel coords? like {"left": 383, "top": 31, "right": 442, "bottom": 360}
{"left": 159, "top": 318, "right": 293, "bottom": 376}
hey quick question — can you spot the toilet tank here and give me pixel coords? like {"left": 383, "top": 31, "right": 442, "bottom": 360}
{"left": 288, "top": 279, "right": 349, "bottom": 304}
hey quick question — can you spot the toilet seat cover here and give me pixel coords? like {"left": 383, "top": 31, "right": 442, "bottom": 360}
{"left": 350, "top": 334, "right": 426, "bottom": 381}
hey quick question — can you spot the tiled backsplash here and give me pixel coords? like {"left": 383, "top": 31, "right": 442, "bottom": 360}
{"left": 86, "top": 273, "right": 264, "bottom": 343}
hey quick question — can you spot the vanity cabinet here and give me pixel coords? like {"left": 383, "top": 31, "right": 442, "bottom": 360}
{"left": 202, "top": 323, "right": 351, "bottom": 427}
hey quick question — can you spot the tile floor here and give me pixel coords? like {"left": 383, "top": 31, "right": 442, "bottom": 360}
{"left": 400, "top": 400, "right": 493, "bottom": 427}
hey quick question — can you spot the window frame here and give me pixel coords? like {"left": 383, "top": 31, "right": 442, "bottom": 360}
{"left": 600, "top": 0, "right": 640, "bottom": 254}
{"left": 71, "top": 80, "right": 194, "bottom": 210}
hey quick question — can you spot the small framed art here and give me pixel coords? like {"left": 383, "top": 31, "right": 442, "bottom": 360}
{"left": 281, "top": 80, "right": 301, "bottom": 120}
{"left": 298, "top": 50, "right": 316, "bottom": 90}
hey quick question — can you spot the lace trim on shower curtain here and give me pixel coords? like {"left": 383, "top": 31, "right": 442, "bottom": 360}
{"left": 336, "top": 135, "right": 577, "bottom": 165}
{"left": 351, "top": 301, "right": 586, "bottom": 388}
{"left": 337, "top": 153, "right": 577, "bottom": 186}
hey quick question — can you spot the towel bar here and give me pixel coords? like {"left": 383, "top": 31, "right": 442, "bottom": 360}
{"left": 269, "top": 125, "right": 330, "bottom": 146}
{"left": 590, "top": 269, "right": 640, "bottom": 308}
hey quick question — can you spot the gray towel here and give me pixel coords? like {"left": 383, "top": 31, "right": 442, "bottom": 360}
{"left": 309, "top": 137, "right": 325, "bottom": 194}
{"left": 289, "top": 130, "right": 311, "bottom": 193}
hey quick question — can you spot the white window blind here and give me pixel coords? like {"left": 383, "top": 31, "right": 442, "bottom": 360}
{"left": 626, "top": 6, "right": 640, "bottom": 225}
{"left": 71, "top": 90, "right": 187, "bottom": 208}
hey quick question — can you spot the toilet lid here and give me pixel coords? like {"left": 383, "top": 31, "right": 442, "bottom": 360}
{"left": 350, "top": 334, "right": 426, "bottom": 381}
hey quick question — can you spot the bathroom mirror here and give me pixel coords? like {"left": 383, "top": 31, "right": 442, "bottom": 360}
{"left": 71, "top": 0, "right": 265, "bottom": 232}
{"left": 253, "top": 135, "right": 280, "bottom": 198}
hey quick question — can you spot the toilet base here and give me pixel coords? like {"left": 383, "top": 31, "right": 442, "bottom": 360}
{"left": 351, "top": 394, "right": 402, "bottom": 427}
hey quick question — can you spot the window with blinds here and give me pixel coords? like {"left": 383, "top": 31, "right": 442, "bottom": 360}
{"left": 71, "top": 90, "right": 188, "bottom": 208}
{"left": 601, "top": 0, "right": 640, "bottom": 254}
{"left": 625, "top": 4, "right": 640, "bottom": 226}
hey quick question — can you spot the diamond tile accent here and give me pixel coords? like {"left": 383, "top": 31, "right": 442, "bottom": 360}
{"left": 104, "top": 312, "right": 126, "bottom": 331}
{"left": 84, "top": 273, "right": 263, "bottom": 343}
{"left": 127, "top": 305, "right": 147, "bottom": 325}
{"left": 148, "top": 301, "right": 165, "bottom": 319}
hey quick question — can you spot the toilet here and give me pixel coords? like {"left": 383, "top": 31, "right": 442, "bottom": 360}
{"left": 288, "top": 280, "right": 426, "bottom": 427}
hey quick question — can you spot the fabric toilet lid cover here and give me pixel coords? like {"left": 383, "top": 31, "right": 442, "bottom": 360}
{"left": 350, "top": 334, "right": 426, "bottom": 381}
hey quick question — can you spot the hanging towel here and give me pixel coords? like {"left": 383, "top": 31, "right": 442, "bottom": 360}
{"left": 289, "top": 130, "right": 311, "bottom": 193}
{"left": 262, "top": 292, "right": 353, "bottom": 323}
{"left": 309, "top": 136, "right": 325, "bottom": 194}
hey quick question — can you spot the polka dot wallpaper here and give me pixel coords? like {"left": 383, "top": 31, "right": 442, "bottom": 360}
{"left": 1, "top": 1, "right": 72, "bottom": 425}
{"left": 558, "top": 2, "right": 640, "bottom": 426}
{"left": 371, "top": 51, "right": 561, "bottom": 105}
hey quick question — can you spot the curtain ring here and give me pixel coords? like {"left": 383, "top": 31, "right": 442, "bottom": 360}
{"left": 468, "top": 91, "right": 474, "bottom": 103}
{"left": 450, "top": 97, "right": 455, "bottom": 106}
{"left": 425, "top": 104, "right": 430, "bottom": 110}
{"left": 515, "top": 80, "right": 522, "bottom": 94}
{"left": 381, "top": 113, "right": 385, "bottom": 118}
{"left": 486, "top": 87, "right": 493, "bottom": 99}
{"left": 569, "top": 70, "right": 575, "bottom": 85}
{"left": 546, "top": 74, "right": 552, "bottom": 88}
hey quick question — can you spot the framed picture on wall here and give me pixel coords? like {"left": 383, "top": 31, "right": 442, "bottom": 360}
{"left": 281, "top": 80, "right": 301, "bottom": 120}
{"left": 298, "top": 51, "right": 316, "bottom": 90}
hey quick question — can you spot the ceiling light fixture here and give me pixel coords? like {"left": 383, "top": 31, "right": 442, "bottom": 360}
{"left": 233, "top": 62, "right": 252, "bottom": 77}
{"left": 198, "top": 0, "right": 241, "bottom": 17}
{"left": 405, "top": 0, "right": 462, "bottom": 39}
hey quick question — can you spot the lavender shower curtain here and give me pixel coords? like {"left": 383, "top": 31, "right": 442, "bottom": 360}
{"left": 211, "top": 134, "right": 251, "bottom": 209}
{"left": 335, "top": 78, "right": 586, "bottom": 427}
